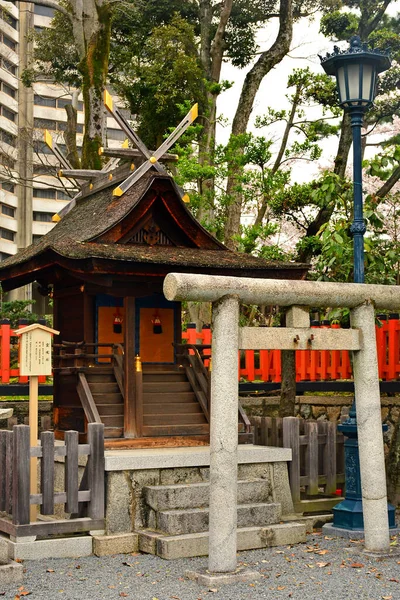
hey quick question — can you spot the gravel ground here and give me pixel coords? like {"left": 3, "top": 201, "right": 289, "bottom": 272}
{"left": 2, "top": 533, "right": 400, "bottom": 600}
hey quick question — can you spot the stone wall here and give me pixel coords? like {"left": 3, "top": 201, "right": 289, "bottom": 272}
{"left": 241, "top": 395, "right": 400, "bottom": 456}
{"left": 0, "top": 400, "right": 52, "bottom": 428}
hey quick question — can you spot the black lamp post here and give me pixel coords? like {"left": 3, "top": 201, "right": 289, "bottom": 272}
{"left": 320, "top": 37, "right": 395, "bottom": 531}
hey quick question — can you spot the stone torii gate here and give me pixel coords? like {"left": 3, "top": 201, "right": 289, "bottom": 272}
{"left": 164, "top": 273, "right": 399, "bottom": 584}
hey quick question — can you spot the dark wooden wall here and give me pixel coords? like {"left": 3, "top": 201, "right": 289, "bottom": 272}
{"left": 53, "top": 288, "right": 88, "bottom": 439}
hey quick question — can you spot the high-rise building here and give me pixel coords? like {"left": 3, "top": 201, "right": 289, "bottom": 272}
{"left": 0, "top": 1, "right": 125, "bottom": 311}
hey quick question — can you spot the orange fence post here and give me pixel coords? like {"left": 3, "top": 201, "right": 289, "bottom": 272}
{"left": 18, "top": 320, "right": 29, "bottom": 384}
{"left": 246, "top": 350, "right": 255, "bottom": 382}
{"left": 0, "top": 319, "right": 10, "bottom": 383}
{"left": 309, "top": 320, "right": 319, "bottom": 381}
{"left": 202, "top": 324, "right": 211, "bottom": 368}
{"left": 320, "top": 320, "right": 330, "bottom": 381}
{"left": 376, "top": 314, "right": 388, "bottom": 380}
{"left": 387, "top": 313, "right": 399, "bottom": 380}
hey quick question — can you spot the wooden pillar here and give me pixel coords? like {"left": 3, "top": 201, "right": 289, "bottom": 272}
{"left": 123, "top": 297, "right": 136, "bottom": 437}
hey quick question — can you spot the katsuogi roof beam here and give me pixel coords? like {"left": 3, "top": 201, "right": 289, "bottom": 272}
{"left": 103, "top": 90, "right": 198, "bottom": 198}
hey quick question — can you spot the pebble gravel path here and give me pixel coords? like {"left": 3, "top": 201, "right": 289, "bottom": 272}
{"left": 2, "top": 533, "right": 400, "bottom": 600}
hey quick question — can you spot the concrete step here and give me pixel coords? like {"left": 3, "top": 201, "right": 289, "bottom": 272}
{"left": 155, "top": 502, "right": 281, "bottom": 535}
{"left": 138, "top": 522, "right": 306, "bottom": 560}
{"left": 143, "top": 479, "right": 272, "bottom": 511}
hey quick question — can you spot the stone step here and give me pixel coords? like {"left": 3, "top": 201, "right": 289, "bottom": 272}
{"left": 155, "top": 502, "right": 281, "bottom": 535}
{"left": 138, "top": 522, "right": 306, "bottom": 560}
{"left": 143, "top": 479, "right": 272, "bottom": 511}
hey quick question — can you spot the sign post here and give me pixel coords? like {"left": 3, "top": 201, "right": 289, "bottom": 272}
{"left": 16, "top": 324, "right": 59, "bottom": 521}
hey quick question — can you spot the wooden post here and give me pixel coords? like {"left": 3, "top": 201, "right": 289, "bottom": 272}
{"left": 29, "top": 374, "right": 39, "bottom": 521}
{"left": 283, "top": 417, "right": 301, "bottom": 506}
{"left": 305, "top": 421, "right": 319, "bottom": 496}
{"left": 123, "top": 297, "right": 136, "bottom": 437}
{"left": 40, "top": 430, "right": 55, "bottom": 515}
{"left": 87, "top": 423, "right": 105, "bottom": 520}
{"left": 13, "top": 425, "right": 30, "bottom": 526}
{"left": 135, "top": 355, "right": 143, "bottom": 438}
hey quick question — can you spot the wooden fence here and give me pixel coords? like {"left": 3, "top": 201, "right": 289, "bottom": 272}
{"left": 184, "top": 315, "right": 400, "bottom": 382}
{"left": 251, "top": 416, "right": 345, "bottom": 513}
{"left": 0, "top": 423, "right": 104, "bottom": 538}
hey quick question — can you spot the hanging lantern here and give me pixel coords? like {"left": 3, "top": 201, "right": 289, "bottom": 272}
{"left": 152, "top": 310, "right": 163, "bottom": 334}
{"left": 113, "top": 307, "right": 123, "bottom": 334}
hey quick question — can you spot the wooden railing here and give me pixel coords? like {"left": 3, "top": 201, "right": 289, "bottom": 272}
{"left": 176, "top": 343, "right": 251, "bottom": 434}
{"left": 0, "top": 423, "right": 105, "bottom": 538}
{"left": 176, "top": 343, "right": 210, "bottom": 421}
{"left": 250, "top": 416, "right": 345, "bottom": 513}
{"left": 77, "top": 372, "right": 101, "bottom": 424}
{"left": 112, "top": 343, "right": 124, "bottom": 398}
{"left": 53, "top": 341, "right": 123, "bottom": 372}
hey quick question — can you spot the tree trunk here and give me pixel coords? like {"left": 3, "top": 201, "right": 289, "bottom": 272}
{"left": 224, "top": 0, "right": 293, "bottom": 249}
{"left": 64, "top": 104, "right": 81, "bottom": 169}
{"left": 197, "top": 0, "right": 233, "bottom": 227}
{"left": 79, "top": 5, "right": 112, "bottom": 169}
{"left": 279, "top": 349, "right": 296, "bottom": 417}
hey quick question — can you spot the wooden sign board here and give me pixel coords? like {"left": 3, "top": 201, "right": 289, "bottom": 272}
{"left": 16, "top": 324, "right": 59, "bottom": 376}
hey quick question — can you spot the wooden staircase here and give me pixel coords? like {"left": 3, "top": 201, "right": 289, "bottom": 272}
{"left": 142, "top": 369, "right": 209, "bottom": 437}
{"left": 84, "top": 368, "right": 124, "bottom": 438}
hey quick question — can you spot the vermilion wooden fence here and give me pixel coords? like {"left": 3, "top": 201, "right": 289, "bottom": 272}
{"left": 0, "top": 316, "right": 399, "bottom": 384}
{"left": 182, "top": 315, "right": 400, "bottom": 382}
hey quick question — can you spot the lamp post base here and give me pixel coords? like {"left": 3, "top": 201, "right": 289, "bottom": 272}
{"left": 332, "top": 405, "right": 396, "bottom": 530}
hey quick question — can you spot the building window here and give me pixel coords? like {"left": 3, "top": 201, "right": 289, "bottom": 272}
{"left": 34, "top": 5, "right": 55, "bottom": 17}
{"left": 1, "top": 57, "right": 17, "bottom": 76}
{"left": 33, "top": 234, "right": 42, "bottom": 244}
{"left": 33, "top": 211, "right": 53, "bottom": 222}
{"left": 0, "top": 251, "right": 11, "bottom": 260}
{"left": 56, "top": 190, "right": 72, "bottom": 201}
{"left": 0, "top": 9, "right": 17, "bottom": 30}
{"left": 34, "top": 26, "right": 44, "bottom": 34}
{"left": 2, "top": 34, "right": 16, "bottom": 52}
{"left": 1, "top": 204, "right": 15, "bottom": 217}
{"left": 1, "top": 181, "right": 15, "bottom": 193}
{"left": 34, "top": 117, "right": 57, "bottom": 130}
{"left": 0, "top": 153, "right": 15, "bottom": 168}
{"left": 1, "top": 105, "right": 16, "bottom": 122}
{"left": 0, "top": 227, "right": 14, "bottom": 241}
{"left": 33, "top": 188, "right": 56, "bottom": 199}
{"left": 2, "top": 82, "right": 16, "bottom": 99}
{"left": 0, "top": 128, "right": 16, "bottom": 147}
{"left": 107, "top": 128, "right": 127, "bottom": 141}
{"left": 56, "top": 121, "right": 83, "bottom": 133}
{"left": 33, "top": 141, "right": 52, "bottom": 155}
{"left": 57, "top": 98, "right": 84, "bottom": 111}
{"left": 34, "top": 95, "right": 56, "bottom": 108}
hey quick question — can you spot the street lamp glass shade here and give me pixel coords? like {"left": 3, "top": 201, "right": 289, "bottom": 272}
{"left": 320, "top": 36, "right": 391, "bottom": 111}
{"left": 336, "top": 62, "right": 375, "bottom": 107}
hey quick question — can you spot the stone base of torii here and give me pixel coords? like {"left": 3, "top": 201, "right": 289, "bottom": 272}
{"left": 164, "top": 273, "right": 397, "bottom": 585}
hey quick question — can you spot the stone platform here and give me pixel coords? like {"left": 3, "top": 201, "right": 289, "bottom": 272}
{"left": 98, "top": 444, "right": 307, "bottom": 558}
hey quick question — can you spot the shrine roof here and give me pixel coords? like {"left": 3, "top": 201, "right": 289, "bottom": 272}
{"left": 0, "top": 170, "right": 309, "bottom": 289}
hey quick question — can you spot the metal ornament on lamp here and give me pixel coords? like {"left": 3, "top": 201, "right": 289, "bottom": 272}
{"left": 320, "top": 36, "right": 395, "bottom": 531}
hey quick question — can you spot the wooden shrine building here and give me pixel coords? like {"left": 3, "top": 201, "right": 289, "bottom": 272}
{"left": 0, "top": 99, "right": 308, "bottom": 448}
